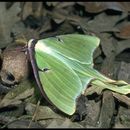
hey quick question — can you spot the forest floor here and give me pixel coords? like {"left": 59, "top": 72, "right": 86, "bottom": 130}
{"left": 1, "top": 2, "right": 130, "bottom": 128}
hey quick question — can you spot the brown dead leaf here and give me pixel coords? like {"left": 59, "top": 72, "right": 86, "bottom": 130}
{"left": 46, "top": 2, "right": 59, "bottom": 7}
{"left": 40, "top": 20, "right": 75, "bottom": 39}
{"left": 97, "top": 90, "right": 115, "bottom": 128}
{"left": 53, "top": 2, "right": 75, "bottom": 9}
{"left": 32, "top": 2, "right": 43, "bottom": 18}
{"left": 11, "top": 21, "right": 40, "bottom": 41}
{"left": 99, "top": 33, "right": 116, "bottom": 57}
{"left": 84, "top": 85, "right": 103, "bottom": 96}
{"left": 100, "top": 56, "right": 115, "bottom": 79}
{"left": 25, "top": 103, "right": 62, "bottom": 121}
{"left": 120, "top": 2, "right": 130, "bottom": 12}
{"left": 77, "top": 2, "right": 130, "bottom": 13}
{"left": 46, "top": 119, "right": 83, "bottom": 128}
{"left": 21, "top": 2, "right": 33, "bottom": 20}
{"left": 77, "top": 2, "right": 107, "bottom": 13}
{"left": 46, "top": 2, "right": 75, "bottom": 9}
{"left": 0, "top": 80, "right": 34, "bottom": 108}
{"left": 68, "top": 15, "right": 90, "bottom": 34}
{"left": 49, "top": 8, "right": 68, "bottom": 24}
{"left": 115, "top": 24, "right": 130, "bottom": 39}
{"left": 25, "top": 103, "right": 83, "bottom": 128}
{"left": 1, "top": 44, "right": 29, "bottom": 85}
{"left": 39, "top": 17, "right": 51, "bottom": 34}
{"left": 115, "top": 39, "right": 130, "bottom": 55}
{"left": 83, "top": 12, "right": 124, "bottom": 33}
{"left": 21, "top": 2, "right": 43, "bottom": 20}
{"left": 79, "top": 99, "right": 101, "bottom": 127}
{"left": 113, "top": 92, "right": 130, "bottom": 106}
{"left": 7, "top": 119, "right": 42, "bottom": 128}
{"left": 117, "top": 62, "right": 130, "bottom": 84}
{"left": 114, "top": 105, "right": 130, "bottom": 128}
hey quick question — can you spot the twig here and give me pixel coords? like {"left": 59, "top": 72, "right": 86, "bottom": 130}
{"left": 27, "top": 100, "right": 41, "bottom": 128}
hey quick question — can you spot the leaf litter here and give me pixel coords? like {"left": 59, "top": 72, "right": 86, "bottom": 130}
{"left": 1, "top": 2, "right": 130, "bottom": 128}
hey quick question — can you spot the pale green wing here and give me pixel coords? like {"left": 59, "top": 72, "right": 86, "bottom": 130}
{"left": 32, "top": 33, "right": 130, "bottom": 113}
{"left": 34, "top": 34, "right": 111, "bottom": 115}
{"left": 35, "top": 34, "right": 109, "bottom": 92}
{"left": 36, "top": 34, "right": 100, "bottom": 64}
{"left": 35, "top": 50, "right": 83, "bottom": 115}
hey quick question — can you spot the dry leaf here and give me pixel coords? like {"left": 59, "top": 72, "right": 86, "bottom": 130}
{"left": 0, "top": 2, "right": 21, "bottom": 48}
{"left": 46, "top": 119, "right": 83, "bottom": 128}
{"left": 32, "top": 2, "right": 43, "bottom": 18}
{"left": 1, "top": 44, "right": 29, "bottom": 85}
{"left": 39, "top": 17, "right": 51, "bottom": 34}
{"left": 84, "top": 85, "right": 103, "bottom": 96}
{"left": 99, "top": 33, "right": 116, "bottom": 57}
{"left": 97, "top": 90, "right": 115, "bottom": 128}
{"left": 53, "top": 2, "right": 75, "bottom": 9}
{"left": 0, "top": 80, "right": 34, "bottom": 108}
{"left": 115, "top": 39, "right": 130, "bottom": 55}
{"left": 77, "top": 2, "right": 130, "bottom": 13}
{"left": 84, "top": 12, "right": 123, "bottom": 33}
{"left": 114, "top": 106, "right": 130, "bottom": 128}
{"left": 100, "top": 56, "right": 115, "bottom": 79}
{"left": 117, "top": 62, "right": 130, "bottom": 83}
{"left": 21, "top": 2, "right": 33, "bottom": 20}
{"left": 115, "top": 24, "right": 130, "bottom": 39}
{"left": 113, "top": 92, "right": 130, "bottom": 106}
{"left": 25, "top": 103, "right": 62, "bottom": 120}
{"left": 46, "top": 2, "right": 59, "bottom": 7}
{"left": 50, "top": 8, "right": 68, "bottom": 24}
{"left": 77, "top": 2, "right": 107, "bottom": 13}
{"left": 7, "top": 119, "right": 42, "bottom": 128}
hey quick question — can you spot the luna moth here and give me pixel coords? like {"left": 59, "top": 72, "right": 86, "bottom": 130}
{"left": 27, "top": 34, "right": 130, "bottom": 115}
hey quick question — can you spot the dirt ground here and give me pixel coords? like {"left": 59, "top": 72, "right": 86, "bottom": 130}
{"left": 1, "top": 2, "right": 130, "bottom": 128}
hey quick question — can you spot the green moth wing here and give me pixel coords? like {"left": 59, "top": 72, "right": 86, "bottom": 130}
{"left": 28, "top": 34, "right": 101, "bottom": 115}
{"left": 35, "top": 34, "right": 109, "bottom": 88}
{"left": 36, "top": 34, "right": 100, "bottom": 64}
{"left": 35, "top": 51, "right": 83, "bottom": 115}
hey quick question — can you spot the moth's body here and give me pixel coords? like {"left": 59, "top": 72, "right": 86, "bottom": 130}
{"left": 27, "top": 39, "right": 53, "bottom": 105}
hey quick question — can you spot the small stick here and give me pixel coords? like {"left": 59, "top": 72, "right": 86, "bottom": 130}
{"left": 27, "top": 100, "right": 41, "bottom": 128}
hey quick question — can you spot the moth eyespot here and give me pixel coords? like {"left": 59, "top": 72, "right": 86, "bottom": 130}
{"left": 41, "top": 68, "right": 50, "bottom": 73}
{"left": 56, "top": 37, "right": 64, "bottom": 43}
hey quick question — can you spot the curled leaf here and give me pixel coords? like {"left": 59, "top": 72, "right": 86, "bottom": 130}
{"left": 1, "top": 44, "right": 29, "bottom": 86}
